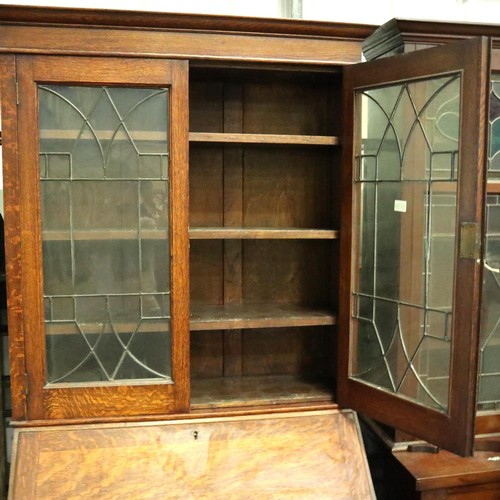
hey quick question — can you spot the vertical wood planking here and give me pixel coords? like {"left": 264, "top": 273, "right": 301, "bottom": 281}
{"left": 17, "top": 56, "right": 46, "bottom": 420}
{"left": 0, "top": 55, "right": 28, "bottom": 421}
{"left": 169, "top": 59, "right": 191, "bottom": 411}
{"left": 223, "top": 83, "right": 244, "bottom": 377}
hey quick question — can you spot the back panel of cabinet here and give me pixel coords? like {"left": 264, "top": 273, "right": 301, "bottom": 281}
{"left": 188, "top": 66, "right": 341, "bottom": 408}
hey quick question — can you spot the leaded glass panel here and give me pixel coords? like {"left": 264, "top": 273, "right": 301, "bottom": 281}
{"left": 489, "top": 77, "right": 500, "bottom": 178}
{"left": 352, "top": 75, "right": 460, "bottom": 413}
{"left": 477, "top": 73, "right": 500, "bottom": 412}
{"left": 39, "top": 85, "right": 171, "bottom": 384}
{"left": 479, "top": 194, "right": 500, "bottom": 410}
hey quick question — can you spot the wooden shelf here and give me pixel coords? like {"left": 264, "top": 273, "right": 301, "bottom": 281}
{"left": 189, "top": 132, "right": 340, "bottom": 146}
{"left": 190, "top": 303, "right": 336, "bottom": 331}
{"left": 487, "top": 181, "right": 500, "bottom": 194}
{"left": 43, "top": 229, "right": 168, "bottom": 241}
{"left": 189, "top": 227, "right": 338, "bottom": 240}
{"left": 190, "top": 375, "right": 334, "bottom": 409}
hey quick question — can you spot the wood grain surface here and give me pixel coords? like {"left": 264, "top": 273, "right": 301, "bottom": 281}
{"left": 189, "top": 132, "right": 339, "bottom": 145}
{"left": 189, "top": 227, "right": 339, "bottom": 239}
{"left": 190, "top": 303, "right": 336, "bottom": 330}
{"left": 13, "top": 56, "right": 191, "bottom": 420}
{"left": 0, "top": 55, "right": 27, "bottom": 420}
{"left": 0, "top": 5, "right": 374, "bottom": 40}
{"left": 9, "top": 410, "right": 374, "bottom": 499}
{"left": 393, "top": 442, "right": 500, "bottom": 492}
{"left": 190, "top": 374, "right": 333, "bottom": 408}
{"left": 0, "top": 24, "right": 363, "bottom": 64}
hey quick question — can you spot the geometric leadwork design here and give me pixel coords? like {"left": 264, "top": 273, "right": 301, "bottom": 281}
{"left": 478, "top": 74, "right": 500, "bottom": 410}
{"left": 352, "top": 74, "right": 461, "bottom": 413}
{"left": 489, "top": 76, "right": 500, "bottom": 177}
{"left": 478, "top": 196, "right": 500, "bottom": 410}
{"left": 477, "top": 74, "right": 500, "bottom": 411}
{"left": 39, "top": 85, "right": 171, "bottom": 383}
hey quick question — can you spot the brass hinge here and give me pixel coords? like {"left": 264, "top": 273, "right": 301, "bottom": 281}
{"left": 15, "top": 81, "right": 19, "bottom": 106}
{"left": 459, "top": 222, "right": 481, "bottom": 260}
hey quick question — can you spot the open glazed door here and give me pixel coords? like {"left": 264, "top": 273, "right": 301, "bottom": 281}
{"left": 338, "top": 37, "right": 490, "bottom": 456}
{"left": 14, "top": 55, "right": 190, "bottom": 420}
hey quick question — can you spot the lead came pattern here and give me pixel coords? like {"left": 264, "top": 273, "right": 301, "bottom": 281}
{"left": 479, "top": 195, "right": 500, "bottom": 410}
{"left": 352, "top": 75, "right": 461, "bottom": 413}
{"left": 489, "top": 78, "right": 500, "bottom": 177}
{"left": 477, "top": 75, "right": 500, "bottom": 411}
{"left": 39, "top": 85, "right": 172, "bottom": 384}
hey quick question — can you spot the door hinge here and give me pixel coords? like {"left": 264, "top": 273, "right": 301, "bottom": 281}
{"left": 15, "top": 81, "right": 19, "bottom": 106}
{"left": 459, "top": 222, "right": 481, "bottom": 260}
{"left": 24, "top": 372, "right": 29, "bottom": 397}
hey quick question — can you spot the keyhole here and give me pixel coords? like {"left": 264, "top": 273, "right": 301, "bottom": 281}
{"left": 193, "top": 430, "right": 199, "bottom": 440}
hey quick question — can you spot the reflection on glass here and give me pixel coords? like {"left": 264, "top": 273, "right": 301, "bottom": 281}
{"left": 489, "top": 77, "right": 500, "bottom": 177}
{"left": 352, "top": 75, "right": 460, "bottom": 413}
{"left": 478, "top": 74, "right": 500, "bottom": 412}
{"left": 39, "top": 85, "right": 171, "bottom": 384}
{"left": 479, "top": 194, "right": 500, "bottom": 411}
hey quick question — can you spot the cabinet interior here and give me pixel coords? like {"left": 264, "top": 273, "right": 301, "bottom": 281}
{"left": 188, "top": 66, "right": 342, "bottom": 408}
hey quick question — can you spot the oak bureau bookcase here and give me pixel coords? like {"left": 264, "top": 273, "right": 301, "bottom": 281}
{"left": 0, "top": 5, "right": 498, "bottom": 498}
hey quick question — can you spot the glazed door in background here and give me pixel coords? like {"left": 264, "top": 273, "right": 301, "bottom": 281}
{"left": 17, "top": 56, "right": 190, "bottom": 420}
{"left": 478, "top": 74, "right": 500, "bottom": 423}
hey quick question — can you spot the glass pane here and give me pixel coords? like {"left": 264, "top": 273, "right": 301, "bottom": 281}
{"left": 489, "top": 76, "right": 500, "bottom": 178}
{"left": 352, "top": 75, "right": 460, "bottom": 413}
{"left": 39, "top": 85, "right": 171, "bottom": 384}
{"left": 478, "top": 193, "right": 500, "bottom": 411}
{"left": 478, "top": 73, "right": 500, "bottom": 412}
